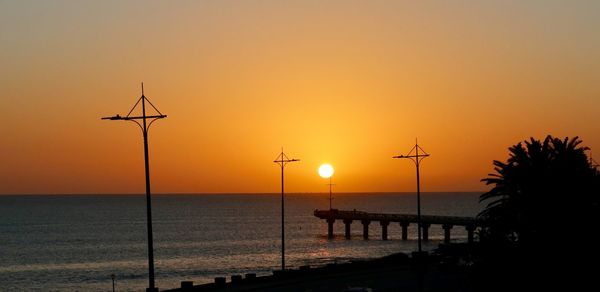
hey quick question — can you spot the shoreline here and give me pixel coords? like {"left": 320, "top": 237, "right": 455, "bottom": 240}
{"left": 165, "top": 244, "right": 475, "bottom": 292}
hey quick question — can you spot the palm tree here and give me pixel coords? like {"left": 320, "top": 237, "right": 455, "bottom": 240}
{"left": 478, "top": 135, "right": 599, "bottom": 245}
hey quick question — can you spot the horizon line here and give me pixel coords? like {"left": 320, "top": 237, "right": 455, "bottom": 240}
{"left": 0, "top": 191, "right": 486, "bottom": 196}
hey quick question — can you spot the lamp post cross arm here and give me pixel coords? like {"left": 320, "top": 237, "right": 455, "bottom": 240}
{"left": 102, "top": 114, "right": 167, "bottom": 121}
{"left": 274, "top": 150, "right": 300, "bottom": 167}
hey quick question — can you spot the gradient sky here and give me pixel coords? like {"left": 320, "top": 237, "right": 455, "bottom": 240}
{"left": 1, "top": 0, "right": 599, "bottom": 194}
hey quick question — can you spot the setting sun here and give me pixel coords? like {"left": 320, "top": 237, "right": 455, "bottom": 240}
{"left": 318, "top": 164, "right": 334, "bottom": 179}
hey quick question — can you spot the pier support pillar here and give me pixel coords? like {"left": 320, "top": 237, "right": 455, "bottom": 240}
{"left": 327, "top": 218, "right": 335, "bottom": 239}
{"left": 361, "top": 220, "right": 371, "bottom": 240}
{"left": 442, "top": 224, "right": 453, "bottom": 244}
{"left": 422, "top": 223, "right": 431, "bottom": 241}
{"left": 400, "top": 222, "right": 409, "bottom": 240}
{"left": 466, "top": 225, "right": 476, "bottom": 244}
{"left": 380, "top": 221, "right": 390, "bottom": 240}
{"left": 343, "top": 219, "right": 352, "bottom": 239}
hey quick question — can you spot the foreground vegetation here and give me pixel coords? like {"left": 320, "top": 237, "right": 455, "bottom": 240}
{"left": 474, "top": 135, "right": 599, "bottom": 291}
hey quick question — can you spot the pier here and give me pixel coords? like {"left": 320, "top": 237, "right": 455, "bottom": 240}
{"left": 314, "top": 209, "right": 481, "bottom": 243}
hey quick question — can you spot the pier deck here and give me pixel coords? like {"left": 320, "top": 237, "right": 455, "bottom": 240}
{"left": 314, "top": 209, "right": 482, "bottom": 243}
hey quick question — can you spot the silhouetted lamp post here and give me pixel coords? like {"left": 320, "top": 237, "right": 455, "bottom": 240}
{"left": 274, "top": 149, "right": 299, "bottom": 271}
{"left": 393, "top": 140, "right": 429, "bottom": 253}
{"left": 102, "top": 83, "right": 166, "bottom": 292}
{"left": 318, "top": 164, "right": 335, "bottom": 210}
{"left": 111, "top": 274, "right": 115, "bottom": 292}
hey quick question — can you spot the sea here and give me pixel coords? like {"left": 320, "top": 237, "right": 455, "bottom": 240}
{"left": 0, "top": 192, "right": 482, "bottom": 291}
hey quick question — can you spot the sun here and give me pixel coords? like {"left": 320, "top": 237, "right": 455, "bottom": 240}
{"left": 318, "top": 163, "right": 334, "bottom": 178}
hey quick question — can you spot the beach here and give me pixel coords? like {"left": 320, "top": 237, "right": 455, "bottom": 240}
{"left": 164, "top": 250, "right": 475, "bottom": 292}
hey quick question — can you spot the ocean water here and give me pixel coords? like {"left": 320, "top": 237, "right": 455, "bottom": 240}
{"left": 0, "top": 193, "right": 481, "bottom": 291}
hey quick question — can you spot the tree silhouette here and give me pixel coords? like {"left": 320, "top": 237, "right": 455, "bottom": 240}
{"left": 474, "top": 136, "right": 599, "bottom": 291}
{"left": 479, "top": 136, "right": 599, "bottom": 245}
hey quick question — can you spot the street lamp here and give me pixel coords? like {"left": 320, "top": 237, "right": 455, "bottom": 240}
{"left": 102, "top": 83, "right": 166, "bottom": 292}
{"left": 273, "top": 149, "right": 299, "bottom": 271}
{"left": 318, "top": 164, "right": 335, "bottom": 210}
{"left": 393, "top": 140, "right": 429, "bottom": 254}
{"left": 111, "top": 274, "right": 115, "bottom": 292}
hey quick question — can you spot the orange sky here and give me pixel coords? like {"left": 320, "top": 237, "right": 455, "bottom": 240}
{"left": 1, "top": 1, "right": 599, "bottom": 194}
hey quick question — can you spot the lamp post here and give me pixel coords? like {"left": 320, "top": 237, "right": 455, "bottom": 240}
{"left": 111, "top": 274, "right": 115, "bottom": 292}
{"left": 273, "top": 149, "right": 299, "bottom": 271}
{"left": 393, "top": 140, "right": 429, "bottom": 253}
{"left": 102, "top": 83, "right": 166, "bottom": 292}
{"left": 318, "top": 164, "right": 335, "bottom": 210}
{"left": 328, "top": 177, "right": 333, "bottom": 210}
